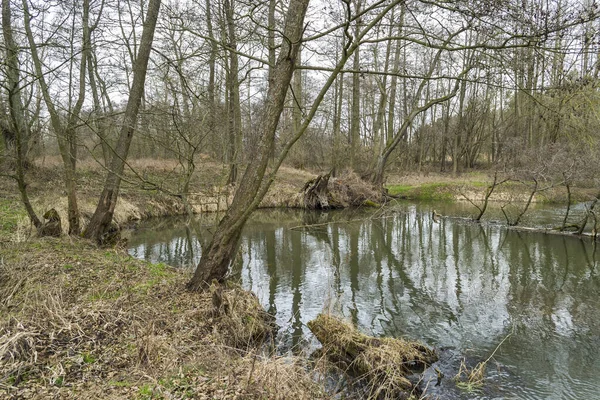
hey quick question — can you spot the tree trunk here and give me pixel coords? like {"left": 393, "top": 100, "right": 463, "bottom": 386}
{"left": 2, "top": 0, "right": 42, "bottom": 229}
{"left": 22, "top": 0, "right": 91, "bottom": 235}
{"left": 224, "top": 0, "right": 242, "bottom": 184}
{"left": 206, "top": 0, "right": 216, "bottom": 136}
{"left": 187, "top": 0, "right": 310, "bottom": 289}
{"left": 83, "top": 0, "right": 162, "bottom": 243}
{"left": 350, "top": 0, "right": 362, "bottom": 170}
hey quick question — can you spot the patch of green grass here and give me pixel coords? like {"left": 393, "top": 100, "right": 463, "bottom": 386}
{"left": 387, "top": 184, "right": 414, "bottom": 197}
{"left": 82, "top": 352, "right": 96, "bottom": 364}
{"left": 387, "top": 183, "right": 455, "bottom": 201}
{"left": 137, "top": 384, "right": 154, "bottom": 399}
{"left": 0, "top": 198, "right": 27, "bottom": 233}
{"left": 53, "top": 376, "right": 64, "bottom": 387}
{"left": 148, "top": 262, "right": 169, "bottom": 277}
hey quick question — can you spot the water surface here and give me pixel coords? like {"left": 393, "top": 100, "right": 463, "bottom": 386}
{"left": 128, "top": 203, "right": 600, "bottom": 399}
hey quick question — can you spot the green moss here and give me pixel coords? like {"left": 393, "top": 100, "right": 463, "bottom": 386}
{"left": 362, "top": 199, "right": 380, "bottom": 207}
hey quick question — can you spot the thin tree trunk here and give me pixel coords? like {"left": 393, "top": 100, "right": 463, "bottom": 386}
{"left": 350, "top": 0, "right": 362, "bottom": 170}
{"left": 83, "top": 0, "right": 162, "bottom": 242}
{"left": 206, "top": 0, "right": 216, "bottom": 135}
{"left": 332, "top": 70, "right": 344, "bottom": 174}
{"left": 188, "top": 0, "right": 310, "bottom": 289}
{"left": 22, "top": 0, "right": 90, "bottom": 235}
{"left": 2, "top": 0, "right": 42, "bottom": 229}
{"left": 225, "top": 0, "right": 242, "bottom": 184}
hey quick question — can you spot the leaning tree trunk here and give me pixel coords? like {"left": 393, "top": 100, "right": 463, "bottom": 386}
{"left": 83, "top": 0, "right": 161, "bottom": 243}
{"left": 187, "top": 0, "right": 310, "bottom": 289}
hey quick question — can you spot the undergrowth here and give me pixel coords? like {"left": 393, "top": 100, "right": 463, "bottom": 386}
{"left": 0, "top": 238, "right": 326, "bottom": 399}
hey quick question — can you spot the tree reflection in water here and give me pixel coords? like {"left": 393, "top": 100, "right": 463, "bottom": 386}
{"left": 128, "top": 206, "right": 600, "bottom": 399}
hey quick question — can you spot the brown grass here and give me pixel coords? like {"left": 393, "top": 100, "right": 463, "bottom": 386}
{"left": 308, "top": 314, "right": 437, "bottom": 400}
{"left": 0, "top": 238, "right": 327, "bottom": 399}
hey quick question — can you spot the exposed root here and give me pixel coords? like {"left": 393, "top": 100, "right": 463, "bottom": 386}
{"left": 303, "top": 171, "right": 383, "bottom": 209}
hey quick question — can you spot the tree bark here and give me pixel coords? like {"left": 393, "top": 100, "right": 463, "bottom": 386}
{"left": 224, "top": 0, "right": 242, "bottom": 184}
{"left": 83, "top": 0, "right": 162, "bottom": 242}
{"left": 350, "top": 0, "right": 362, "bottom": 170}
{"left": 187, "top": 0, "right": 310, "bottom": 289}
{"left": 22, "top": 0, "right": 91, "bottom": 235}
{"left": 2, "top": 0, "right": 42, "bottom": 229}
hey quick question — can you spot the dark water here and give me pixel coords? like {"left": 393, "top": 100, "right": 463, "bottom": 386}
{"left": 127, "top": 203, "right": 600, "bottom": 399}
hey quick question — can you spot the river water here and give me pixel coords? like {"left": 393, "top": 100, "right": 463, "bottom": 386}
{"left": 127, "top": 202, "right": 600, "bottom": 399}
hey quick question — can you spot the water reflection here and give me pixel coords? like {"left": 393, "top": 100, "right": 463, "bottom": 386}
{"left": 128, "top": 206, "right": 600, "bottom": 400}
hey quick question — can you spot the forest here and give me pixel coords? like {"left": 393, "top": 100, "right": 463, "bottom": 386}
{"left": 1, "top": 0, "right": 600, "bottom": 398}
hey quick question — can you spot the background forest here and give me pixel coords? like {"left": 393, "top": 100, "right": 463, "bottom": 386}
{"left": 2, "top": 0, "right": 600, "bottom": 271}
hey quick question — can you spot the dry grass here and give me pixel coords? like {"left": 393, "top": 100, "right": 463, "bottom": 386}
{"left": 1, "top": 157, "right": 331, "bottom": 239}
{"left": 308, "top": 314, "right": 437, "bottom": 400}
{"left": 328, "top": 171, "right": 383, "bottom": 207}
{"left": 454, "top": 330, "right": 513, "bottom": 393}
{"left": 0, "top": 238, "right": 327, "bottom": 399}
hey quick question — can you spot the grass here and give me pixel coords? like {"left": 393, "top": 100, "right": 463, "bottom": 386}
{"left": 0, "top": 198, "right": 27, "bottom": 241}
{"left": 0, "top": 236, "right": 328, "bottom": 399}
{"left": 387, "top": 182, "right": 456, "bottom": 201}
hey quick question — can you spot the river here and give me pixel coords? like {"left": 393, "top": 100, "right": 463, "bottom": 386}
{"left": 127, "top": 202, "right": 600, "bottom": 399}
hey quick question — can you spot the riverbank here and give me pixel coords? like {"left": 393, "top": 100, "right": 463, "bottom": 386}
{"left": 2, "top": 162, "right": 597, "bottom": 398}
{"left": 2, "top": 160, "right": 598, "bottom": 243}
{"left": 0, "top": 237, "right": 329, "bottom": 399}
{"left": 386, "top": 172, "right": 597, "bottom": 204}
{"left": 0, "top": 157, "right": 316, "bottom": 241}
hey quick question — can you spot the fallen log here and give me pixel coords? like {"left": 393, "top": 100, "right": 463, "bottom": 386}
{"left": 308, "top": 314, "right": 437, "bottom": 399}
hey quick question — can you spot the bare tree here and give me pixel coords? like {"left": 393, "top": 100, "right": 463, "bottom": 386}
{"left": 83, "top": 0, "right": 162, "bottom": 243}
{"left": 187, "top": 0, "right": 310, "bottom": 288}
{"left": 2, "top": 0, "right": 42, "bottom": 230}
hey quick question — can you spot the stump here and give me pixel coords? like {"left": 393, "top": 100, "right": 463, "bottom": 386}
{"left": 302, "top": 171, "right": 383, "bottom": 210}
{"left": 38, "top": 208, "right": 62, "bottom": 237}
{"left": 308, "top": 314, "right": 437, "bottom": 398}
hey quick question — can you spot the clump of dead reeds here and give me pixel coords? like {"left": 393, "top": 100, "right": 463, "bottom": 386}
{"left": 308, "top": 314, "right": 437, "bottom": 399}
{"left": 454, "top": 331, "right": 513, "bottom": 392}
{"left": 207, "top": 281, "right": 277, "bottom": 348}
